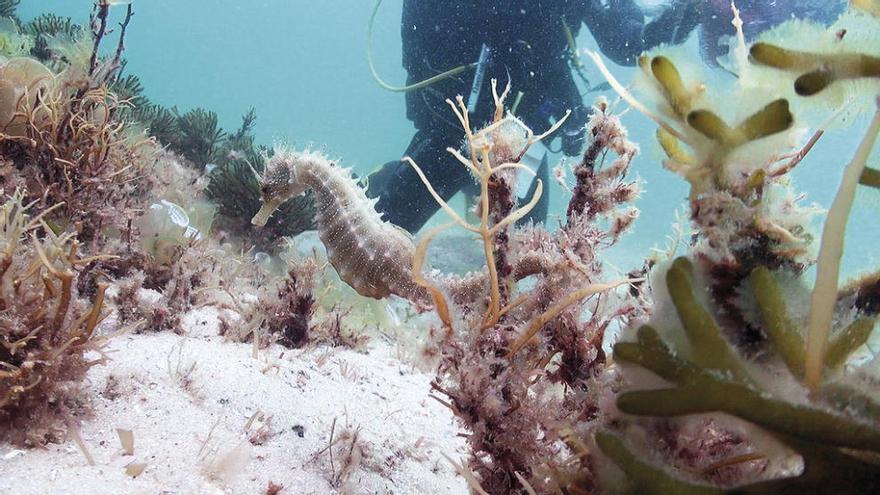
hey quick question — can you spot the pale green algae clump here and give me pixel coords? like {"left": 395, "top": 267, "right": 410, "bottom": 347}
{"left": 136, "top": 200, "right": 216, "bottom": 263}
{"left": 0, "top": 56, "right": 53, "bottom": 137}
{"left": 0, "top": 18, "right": 33, "bottom": 58}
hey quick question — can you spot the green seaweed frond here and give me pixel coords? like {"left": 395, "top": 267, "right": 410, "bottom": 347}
{"left": 861, "top": 166, "right": 880, "bottom": 189}
{"left": 747, "top": 266, "right": 806, "bottom": 375}
{"left": 647, "top": 55, "right": 698, "bottom": 120}
{"left": 174, "top": 107, "right": 226, "bottom": 168}
{"left": 596, "top": 432, "right": 723, "bottom": 495}
{"left": 751, "top": 42, "right": 880, "bottom": 97}
{"left": 132, "top": 103, "right": 178, "bottom": 147}
{"left": 600, "top": 257, "right": 880, "bottom": 493}
{"left": 687, "top": 99, "right": 793, "bottom": 150}
{"left": 0, "top": 0, "right": 18, "bottom": 19}
{"left": 22, "top": 13, "right": 81, "bottom": 39}
{"left": 754, "top": 268, "right": 873, "bottom": 387}
{"left": 641, "top": 54, "right": 793, "bottom": 157}
{"left": 597, "top": 429, "right": 880, "bottom": 495}
{"left": 664, "top": 257, "right": 752, "bottom": 382}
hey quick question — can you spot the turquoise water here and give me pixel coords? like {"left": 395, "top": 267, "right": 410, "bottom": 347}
{"left": 18, "top": 0, "right": 878, "bottom": 277}
{"left": 18, "top": 0, "right": 414, "bottom": 167}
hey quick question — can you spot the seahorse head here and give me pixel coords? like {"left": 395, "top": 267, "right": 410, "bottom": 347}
{"left": 251, "top": 149, "right": 308, "bottom": 227}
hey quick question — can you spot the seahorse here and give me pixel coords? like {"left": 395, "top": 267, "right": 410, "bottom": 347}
{"left": 251, "top": 146, "right": 430, "bottom": 305}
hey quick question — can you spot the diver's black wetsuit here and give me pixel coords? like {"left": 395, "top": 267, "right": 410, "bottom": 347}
{"left": 367, "top": 0, "right": 701, "bottom": 233}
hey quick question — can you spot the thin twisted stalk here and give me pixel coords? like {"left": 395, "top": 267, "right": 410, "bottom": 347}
{"left": 507, "top": 279, "right": 634, "bottom": 358}
{"left": 804, "top": 99, "right": 880, "bottom": 393}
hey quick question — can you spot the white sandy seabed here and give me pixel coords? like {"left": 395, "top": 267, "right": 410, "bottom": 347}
{"left": 0, "top": 306, "right": 468, "bottom": 495}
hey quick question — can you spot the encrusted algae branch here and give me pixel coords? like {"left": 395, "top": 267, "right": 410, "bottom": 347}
{"left": 408, "top": 87, "right": 645, "bottom": 493}
{"left": 251, "top": 147, "right": 430, "bottom": 305}
{"left": 591, "top": 46, "right": 816, "bottom": 360}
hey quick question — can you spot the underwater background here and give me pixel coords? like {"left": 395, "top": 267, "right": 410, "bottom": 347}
{"left": 17, "top": 0, "right": 877, "bottom": 275}
{"left": 3, "top": 1, "right": 880, "bottom": 493}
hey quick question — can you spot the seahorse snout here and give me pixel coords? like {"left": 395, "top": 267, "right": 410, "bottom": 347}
{"left": 251, "top": 199, "right": 283, "bottom": 227}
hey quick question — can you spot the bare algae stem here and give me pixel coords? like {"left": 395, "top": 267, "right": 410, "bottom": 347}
{"left": 406, "top": 80, "right": 561, "bottom": 327}
{"left": 506, "top": 279, "right": 632, "bottom": 358}
{"left": 804, "top": 98, "right": 880, "bottom": 393}
{"left": 412, "top": 223, "right": 454, "bottom": 329}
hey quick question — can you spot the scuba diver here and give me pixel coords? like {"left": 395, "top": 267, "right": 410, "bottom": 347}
{"left": 364, "top": 0, "right": 846, "bottom": 234}
{"left": 365, "top": 0, "right": 704, "bottom": 233}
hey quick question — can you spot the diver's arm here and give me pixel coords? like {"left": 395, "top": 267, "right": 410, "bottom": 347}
{"left": 583, "top": 0, "right": 701, "bottom": 66}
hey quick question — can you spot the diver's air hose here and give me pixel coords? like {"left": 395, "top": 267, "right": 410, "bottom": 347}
{"left": 367, "top": 0, "right": 477, "bottom": 93}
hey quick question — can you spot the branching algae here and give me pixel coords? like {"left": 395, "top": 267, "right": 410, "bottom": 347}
{"left": 0, "top": 190, "right": 112, "bottom": 446}
{"left": 405, "top": 83, "right": 646, "bottom": 494}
